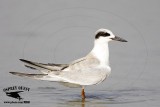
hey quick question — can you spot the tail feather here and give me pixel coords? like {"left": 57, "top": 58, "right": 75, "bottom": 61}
{"left": 9, "top": 72, "right": 48, "bottom": 79}
{"left": 9, "top": 72, "right": 63, "bottom": 81}
{"left": 24, "top": 65, "right": 37, "bottom": 70}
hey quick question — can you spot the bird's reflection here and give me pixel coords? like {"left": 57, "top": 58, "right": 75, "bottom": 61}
{"left": 81, "top": 98, "right": 85, "bottom": 107}
{"left": 63, "top": 98, "right": 86, "bottom": 107}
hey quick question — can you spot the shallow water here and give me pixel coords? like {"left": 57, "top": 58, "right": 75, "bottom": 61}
{"left": 35, "top": 87, "right": 159, "bottom": 107}
{"left": 2, "top": 85, "right": 157, "bottom": 107}
{"left": 1, "top": 82, "right": 159, "bottom": 107}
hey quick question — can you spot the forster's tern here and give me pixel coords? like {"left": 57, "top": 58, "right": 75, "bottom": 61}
{"left": 10, "top": 28, "right": 127, "bottom": 99}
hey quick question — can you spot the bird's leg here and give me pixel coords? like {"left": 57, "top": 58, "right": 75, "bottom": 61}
{"left": 81, "top": 86, "right": 86, "bottom": 100}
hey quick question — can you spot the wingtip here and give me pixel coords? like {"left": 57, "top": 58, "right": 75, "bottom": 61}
{"left": 9, "top": 72, "right": 16, "bottom": 75}
{"left": 19, "top": 59, "right": 30, "bottom": 63}
{"left": 19, "top": 59, "right": 25, "bottom": 62}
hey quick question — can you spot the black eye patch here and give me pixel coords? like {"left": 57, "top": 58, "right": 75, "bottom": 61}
{"left": 95, "top": 32, "right": 110, "bottom": 39}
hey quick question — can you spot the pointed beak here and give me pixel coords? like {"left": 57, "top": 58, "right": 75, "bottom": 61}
{"left": 112, "top": 36, "right": 128, "bottom": 42}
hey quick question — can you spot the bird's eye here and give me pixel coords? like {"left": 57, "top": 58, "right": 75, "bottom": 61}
{"left": 105, "top": 32, "right": 110, "bottom": 36}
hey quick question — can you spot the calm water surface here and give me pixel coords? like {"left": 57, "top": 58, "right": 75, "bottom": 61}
{"left": 0, "top": 1, "right": 160, "bottom": 107}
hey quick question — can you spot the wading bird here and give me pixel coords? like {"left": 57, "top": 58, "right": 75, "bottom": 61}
{"left": 10, "top": 28, "right": 127, "bottom": 99}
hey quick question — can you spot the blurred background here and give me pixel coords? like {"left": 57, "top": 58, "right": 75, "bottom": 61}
{"left": 0, "top": 0, "right": 159, "bottom": 107}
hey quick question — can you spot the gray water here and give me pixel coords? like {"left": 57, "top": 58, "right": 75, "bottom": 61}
{"left": 0, "top": 0, "right": 160, "bottom": 107}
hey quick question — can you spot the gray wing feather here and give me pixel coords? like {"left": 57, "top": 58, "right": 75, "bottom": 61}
{"left": 66, "top": 54, "right": 100, "bottom": 71}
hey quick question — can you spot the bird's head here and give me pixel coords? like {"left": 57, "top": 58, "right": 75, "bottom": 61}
{"left": 95, "top": 28, "right": 127, "bottom": 43}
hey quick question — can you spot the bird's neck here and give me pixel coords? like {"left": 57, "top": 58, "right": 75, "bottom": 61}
{"left": 91, "top": 40, "right": 109, "bottom": 65}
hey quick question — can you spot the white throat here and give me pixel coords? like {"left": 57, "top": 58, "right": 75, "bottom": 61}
{"left": 91, "top": 40, "right": 109, "bottom": 65}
